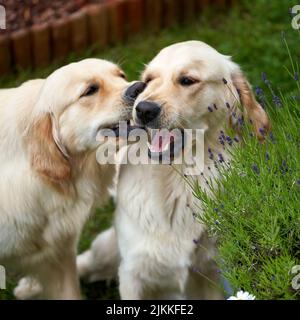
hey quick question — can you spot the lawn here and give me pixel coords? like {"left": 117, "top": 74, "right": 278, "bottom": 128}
{"left": 0, "top": 0, "right": 299, "bottom": 299}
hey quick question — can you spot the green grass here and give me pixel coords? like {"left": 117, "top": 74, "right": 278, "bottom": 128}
{"left": 0, "top": 0, "right": 299, "bottom": 299}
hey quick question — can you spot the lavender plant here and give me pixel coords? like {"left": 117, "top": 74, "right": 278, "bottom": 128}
{"left": 194, "top": 35, "right": 300, "bottom": 300}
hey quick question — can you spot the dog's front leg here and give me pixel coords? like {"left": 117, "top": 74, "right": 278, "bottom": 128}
{"left": 26, "top": 238, "right": 80, "bottom": 300}
{"left": 40, "top": 247, "right": 81, "bottom": 300}
{"left": 118, "top": 263, "right": 145, "bottom": 300}
{"left": 15, "top": 247, "right": 81, "bottom": 300}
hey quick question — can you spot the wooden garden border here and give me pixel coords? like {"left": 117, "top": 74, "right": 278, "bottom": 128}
{"left": 0, "top": 0, "right": 234, "bottom": 75}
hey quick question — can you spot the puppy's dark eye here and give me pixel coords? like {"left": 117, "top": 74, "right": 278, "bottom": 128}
{"left": 179, "top": 76, "right": 198, "bottom": 86}
{"left": 82, "top": 84, "right": 99, "bottom": 97}
{"left": 145, "top": 76, "right": 153, "bottom": 84}
{"left": 120, "top": 73, "right": 126, "bottom": 79}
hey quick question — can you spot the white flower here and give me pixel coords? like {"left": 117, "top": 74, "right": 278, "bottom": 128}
{"left": 227, "top": 290, "right": 256, "bottom": 300}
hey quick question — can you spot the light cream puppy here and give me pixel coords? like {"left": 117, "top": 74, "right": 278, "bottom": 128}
{"left": 0, "top": 59, "right": 132, "bottom": 299}
{"left": 78, "top": 41, "right": 269, "bottom": 299}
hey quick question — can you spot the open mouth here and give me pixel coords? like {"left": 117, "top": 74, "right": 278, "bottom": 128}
{"left": 98, "top": 123, "right": 185, "bottom": 162}
{"left": 98, "top": 120, "right": 143, "bottom": 139}
{"left": 146, "top": 128, "right": 185, "bottom": 162}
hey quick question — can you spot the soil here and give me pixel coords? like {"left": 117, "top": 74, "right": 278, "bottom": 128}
{"left": 0, "top": 0, "right": 112, "bottom": 34}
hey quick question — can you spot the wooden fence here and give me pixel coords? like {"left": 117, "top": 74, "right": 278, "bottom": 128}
{"left": 0, "top": 0, "right": 234, "bottom": 75}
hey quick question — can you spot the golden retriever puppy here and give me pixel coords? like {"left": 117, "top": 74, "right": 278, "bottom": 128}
{"left": 0, "top": 59, "right": 139, "bottom": 299}
{"left": 78, "top": 41, "right": 269, "bottom": 299}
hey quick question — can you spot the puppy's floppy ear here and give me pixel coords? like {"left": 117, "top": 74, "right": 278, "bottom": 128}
{"left": 27, "top": 113, "right": 72, "bottom": 194}
{"left": 231, "top": 72, "right": 270, "bottom": 142}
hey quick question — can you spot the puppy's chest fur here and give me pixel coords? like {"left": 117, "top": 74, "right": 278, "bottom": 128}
{"left": 115, "top": 164, "right": 214, "bottom": 290}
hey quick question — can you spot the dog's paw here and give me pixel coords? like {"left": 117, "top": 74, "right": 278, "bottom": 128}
{"left": 14, "top": 277, "right": 42, "bottom": 300}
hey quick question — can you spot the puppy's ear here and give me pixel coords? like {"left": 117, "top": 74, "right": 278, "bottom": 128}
{"left": 231, "top": 72, "right": 270, "bottom": 142}
{"left": 27, "top": 113, "right": 72, "bottom": 194}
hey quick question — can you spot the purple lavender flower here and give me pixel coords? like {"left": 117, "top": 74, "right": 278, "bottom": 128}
{"left": 238, "top": 116, "right": 244, "bottom": 126}
{"left": 251, "top": 164, "right": 260, "bottom": 175}
{"left": 272, "top": 95, "right": 282, "bottom": 107}
{"left": 294, "top": 72, "right": 299, "bottom": 81}
{"left": 218, "top": 153, "right": 224, "bottom": 163}
{"left": 296, "top": 179, "right": 300, "bottom": 186}
{"left": 208, "top": 106, "right": 213, "bottom": 112}
{"left": 226, "top": 136, "right": 233, "bottom": 146}
{"left": 255, "top": 86, "right": 264, "bottom": 96}
{"left": 259, "top": 128, "right": 265, "bottom": 135}
{"left": 218, "top": 134, "right": 225, "bottom": 146}
{"left": 234, "top": 137, "right": 239, "bottom": 143}
{"left": 218, "top": 139, "right": 225, "bottom": 146}
{"left": 262, "top": 71, "right": 267, "bottom": 83}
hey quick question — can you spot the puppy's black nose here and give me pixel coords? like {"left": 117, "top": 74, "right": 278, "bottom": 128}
{"left": 136, "top": 101, "right": 161, "bottom": 125}
{"left": 124, "top": 81, "right": 146, "bottom": 103}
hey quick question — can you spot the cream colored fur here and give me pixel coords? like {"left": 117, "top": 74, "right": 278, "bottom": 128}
{"left": 0, "top": 59, "right": 131, "bottom": 299}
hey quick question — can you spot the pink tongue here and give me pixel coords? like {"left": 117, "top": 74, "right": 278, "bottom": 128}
{"left": 150, "top": 131, "right": 175, "bottom": 153}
